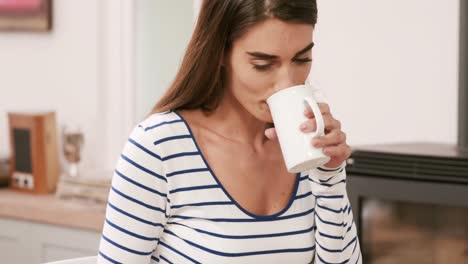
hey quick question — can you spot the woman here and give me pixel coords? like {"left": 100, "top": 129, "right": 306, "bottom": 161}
{"left": 98, "top": 0, "right": 362, "bottom": 263}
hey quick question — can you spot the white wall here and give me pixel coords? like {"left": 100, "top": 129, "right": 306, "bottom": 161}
{"left": 313, "top": 0, "right": 459, "bottom": 146}
{"left": 135, "top": 1, "right": 194, "bottom": 120}
{"left": 0, "top": 0, "right": 101, "bottom": 170}
{"left": 0, "top": 0, "right": 135, "bottom": 176}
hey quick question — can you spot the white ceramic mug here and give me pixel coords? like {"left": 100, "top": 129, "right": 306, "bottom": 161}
{"left": 267, "top": 84, "right": 331, "bottom": 173}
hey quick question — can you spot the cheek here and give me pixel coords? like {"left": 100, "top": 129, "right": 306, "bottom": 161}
{"left": 231, "top": 64, "right": 271, "bottom": 100}
{"left": 230, "top": 66, "right": 273, "bottom": 120}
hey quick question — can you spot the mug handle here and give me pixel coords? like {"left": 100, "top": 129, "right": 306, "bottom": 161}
{"left": 303, "top": 96, "right": 325, "bottom": 137}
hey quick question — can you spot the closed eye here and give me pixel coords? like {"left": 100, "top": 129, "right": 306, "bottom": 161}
{"left": 252, "top": 63, "right": 273, "bottom": 71}
{"left": 293, "top": 57, "right": 312, "bottom": 64}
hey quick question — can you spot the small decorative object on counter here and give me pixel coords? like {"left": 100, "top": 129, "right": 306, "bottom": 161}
{"left": 62, "top": 125, "right": 84, "bottom": 178}
{"left": 8, "top": 111, "right": 61, "bottom": 194}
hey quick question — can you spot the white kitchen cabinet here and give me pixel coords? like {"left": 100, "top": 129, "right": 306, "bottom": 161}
{"left": 0, "top": 218, "right": 100, "bottom": 264}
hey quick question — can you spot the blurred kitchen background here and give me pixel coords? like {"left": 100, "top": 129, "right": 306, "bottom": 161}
{"left": 0, "top": 0, "right": 466, "bottom": 263}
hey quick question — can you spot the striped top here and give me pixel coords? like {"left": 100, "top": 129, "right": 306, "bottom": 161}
{"left": 97, "top": 111, "right": 362, "bottom": 263}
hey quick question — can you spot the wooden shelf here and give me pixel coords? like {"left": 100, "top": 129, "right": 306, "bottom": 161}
{"left": 0, "top": 188, "right": 106, "bottom": 232}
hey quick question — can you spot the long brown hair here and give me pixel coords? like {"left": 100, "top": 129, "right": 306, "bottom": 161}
{"left": 151, "top": 0, "right": 318, "bottom": 115}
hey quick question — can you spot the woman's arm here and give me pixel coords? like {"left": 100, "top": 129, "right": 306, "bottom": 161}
{"left": 309, "top": 163, "right": 362, "bottom": 264}
{"left": 98, "top": 126, "right": 168, "bottom": 263}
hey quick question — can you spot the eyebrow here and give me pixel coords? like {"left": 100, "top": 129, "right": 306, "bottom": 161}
{"left": 246, "top": 42, "right": 314, "bottom": 60}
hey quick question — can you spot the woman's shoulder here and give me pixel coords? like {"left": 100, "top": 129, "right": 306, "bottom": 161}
{"left": 138, "top": 110, "right": 181, "bottom": 130}
{"left": 131, "top": 110, "right": 188, "bottom": 144}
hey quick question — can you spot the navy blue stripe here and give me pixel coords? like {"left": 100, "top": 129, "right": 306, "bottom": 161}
{"left": 98, "top": 251, "right": 122, "bottom": 264}
{"left": 352, "top": 235, "right": 358, "bottom": 254}
{"left": 314, "top": 194, "right": 344, "bottom": 199}
{"left": 160, "top": 255, "right": 173, "bottom": 264}
{"left": 169, "top": 184, "right": 219, "bottom": 194}
{"left": 151, "top": 255, "right": 159, "bottom": 262}
{"left": 128, "top": 138, "right": 162, "bottom": 160}
{"left": 355, "top": 253, "right": 360, "bottom": 264}
{"left": 159, "top": 241, "right": 201, "bottom": 264}
{"left": 316, "top": 203, "right": 348, "bottom": 214}
{"left": 295, "top": 191, "right": 313, "bottom": 200}
{"left": 115, "top": 169, "right": 166, "bottom": 198}
{"left": 315, "top": 212, "right": 346, "bottom": 227}
{"left": 318, "top": 231, "right": 344, "bottom": 240}
{"left": 168, "top": 221, "right": 316, "bottom": 239}
{"left": 316, "top": 236, "right": 357, "bottom": 253}
{"left": 165, "top": 230, "right": 316, "bottom": 257}
{"left": 317, "top": 166, "right": 342, "bottom": 172}
{"left": 299, "top": 175, "right": 309, "bottom": 181}
{"left": 162, "top": 151, "right": 200, "bottom": 161}
{"left": 319, "top": 175, "right": 336, "bottom": 183}
{"left": 309, "top": 178, "right": 346, "bottom": 187}
{"left": 108, "top": 202, "right": 164, "bottom": 227}
{"left": 324, "top": 221, "right": 353, "bottom": 242}
{"left": 317, "top": 253, "right": 350, "bottom": 264}
{"left": 120, "top": 154, "right": 166, "bottom": 182}
{"left": 112, "top": 186, "right": 166, "bottom": 213}
{"left": 102, "top": 234, "right": 153, "bottom": 255}
{"left": 170, "top": 207, "right": 314, "bottom": 222}
{"left": 105, "top": 218, "right": 159, "bottom": 241}
{"left": 145, "top": 119, "right": 184, "bottom": 131}
{"left": 154, "top": 135, "right": 192, "bottom": 145}
{"left": 166, "top": 168, "right": 209, "bottom": 177}
{"left": 343, "top": 236, "right": 357, "bottom": 251}
{"left": 171, "top": 201, "right": 233, "bottom": 209}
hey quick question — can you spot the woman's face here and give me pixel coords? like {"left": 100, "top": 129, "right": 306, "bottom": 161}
{"left": 225, "top": 18, "right": 314, "bottom": 123}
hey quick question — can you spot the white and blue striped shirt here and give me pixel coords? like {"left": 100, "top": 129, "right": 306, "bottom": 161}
{"left": 98, "top": 111, "right": 362, "bottom": 263}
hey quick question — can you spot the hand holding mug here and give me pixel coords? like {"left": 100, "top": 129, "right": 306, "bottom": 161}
{"left": 299, "top": 103, "right": 351, "bottom": 169}
{"left": 265, "top": 84, "right": 350, "bottom": 171}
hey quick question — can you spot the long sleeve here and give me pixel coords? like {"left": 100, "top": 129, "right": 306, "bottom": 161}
{"left": 309, "top": 163, "right": 362, "bottom": 264}
{"left": 98, "top": 125, "right": 169, "bottom": 263}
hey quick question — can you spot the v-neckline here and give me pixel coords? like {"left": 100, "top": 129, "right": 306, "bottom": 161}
{"left": 173, "top": 110, "right": 300, "bottom": 220}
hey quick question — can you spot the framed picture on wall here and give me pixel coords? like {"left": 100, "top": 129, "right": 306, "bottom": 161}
{"left": 0, "top": 0, "right": 52, "bottom": 31}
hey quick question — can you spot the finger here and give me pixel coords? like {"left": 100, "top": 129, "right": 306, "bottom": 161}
{"left": 264, "top": 127, "right": 278, "bottom": 140}
{"left": 325, "top": 117, "right": 341, "bottom": 133}
{"left": 318, "top": 103, "right": 331, "bottom": 115}
{"left": 312, "top": 130, "right": 347, "bottom": 148}
{"left": 299, "top": 115, "right": 341, "bottom": 134}
{"left": 322, "top": 142, "right": 351, "bottom": 159}
{"left": 304, "top": 103, "right": 331, "bottom": 118}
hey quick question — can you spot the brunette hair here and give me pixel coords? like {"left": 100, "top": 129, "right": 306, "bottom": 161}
{"left": 151, "top": 0, "right": 317, "bottom": 114}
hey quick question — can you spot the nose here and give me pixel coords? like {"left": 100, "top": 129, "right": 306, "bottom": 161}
{"left": 272, "top": 66, "right": 304, "bottom": 92}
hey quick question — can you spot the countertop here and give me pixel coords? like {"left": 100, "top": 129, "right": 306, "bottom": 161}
{"left": 0, "top": 188, "right": 106, "bottom": 232}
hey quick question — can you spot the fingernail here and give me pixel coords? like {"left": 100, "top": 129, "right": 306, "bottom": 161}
{"left": 300, "top": 123, "right": 308, "bottom": 131}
